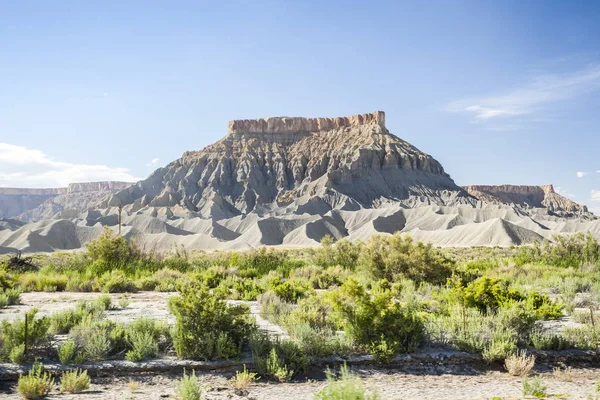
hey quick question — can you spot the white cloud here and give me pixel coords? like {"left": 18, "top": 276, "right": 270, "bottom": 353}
{"left": 592, "top": 190, "right": 600, "bottom": 202}
{"left": 577, "top": 171, "right": 588, "bottom": 178}
{"left": 446, "top": 65, "right": 600, "bottom": 120}
{"left": 0, "top": 143, "right": 141, "bottom": 188}
{"left": 146, "top": 158, "right": 160, "bottom": 167}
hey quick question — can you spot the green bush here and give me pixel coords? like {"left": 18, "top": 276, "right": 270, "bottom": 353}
{"left": 522, "top": 375, "right": 547, "bottom": 398}
{"left": 273, "top": 278, "right": 312, "bottom": 303}
{"left": 0, "top": 309, "right": 51, "bottom": 362}
{"left": 125, "top": 330, "right": 158, "bottom": 362}
{"left": 17, "top": 362, "right": 55, "bottom": 400}
{"left": 10, "top": 344, "right": 26, "bottom": 364}
{"left": 360, "top": 233, "right": 454, "bottom": 284}
{"left": 60, "top": 368, "right": 90, "bottom": 394}
{"left": 86, "top": 227, "right": 133, "bottom": 265}
{"left": 329, "top": 278, "right": 424, "bottom": 359}
{"left": 176, "top": 369, "right": 203, "bottom": 400}
{"left": 314, "top": 237, "right": 361, "bottom": 269}
{"left": 250, "top": 333, "right": 308, "bottom": 382}
{"left": 94, "top": 270, "right": 137, "bottom": 293}
{"left": 169, "top": 283, "right": 254, "bottom": 360}
{"left": 315, "top": 363, "right": 379, "bottom": 400}
{"left": 58, "top": 340, "right": 79, "bottom": 364}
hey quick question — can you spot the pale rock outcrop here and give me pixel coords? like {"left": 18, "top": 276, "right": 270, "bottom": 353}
{"left": 463, "top": 184, "right": 589, "bottom": 217}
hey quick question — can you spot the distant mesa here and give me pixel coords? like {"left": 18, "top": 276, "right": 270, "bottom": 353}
{"left": 0, "top": 111, "right": 597, "bottom": 253}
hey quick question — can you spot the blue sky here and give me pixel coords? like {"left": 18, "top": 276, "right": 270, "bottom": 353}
{"left": 1, "top": 1, "right": 600, "bottom": 211}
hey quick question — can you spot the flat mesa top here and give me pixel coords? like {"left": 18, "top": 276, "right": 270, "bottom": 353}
{"left": 228, "top": 111, "right": 385, "bottom": 134}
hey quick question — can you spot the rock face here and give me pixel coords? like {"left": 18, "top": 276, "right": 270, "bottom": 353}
{"left": 1, "top": 111, "right": 597, "bottom": 253}
{"left": 0, "top": 182, "right": 131, "bottom": 222}
{"left": 107, "top": 111, "right": 473, "bottom": 217}
{"left": 464, "top": 184, "right": 589, "bottom": 217}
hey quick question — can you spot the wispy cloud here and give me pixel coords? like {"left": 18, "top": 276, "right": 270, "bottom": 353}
{"left": 146, "top": 158, "right": 160, "bottom": 167}
{"left": 446, "top": 65, "right": 600, "bottom": 121}
{"left": 577, "top": 171, "right": 589, "bottom": 178}
{"left": 592, "top": 190, "right": 600, "bottom": 202}
{"left": 0, "top": 143, "right": 141, "bottom": 188}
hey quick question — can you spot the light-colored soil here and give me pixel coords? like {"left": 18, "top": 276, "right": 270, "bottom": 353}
{"left": 2, "top": 292, "right": 599, "bottom": 399}
{"left": 2, "top": 367, "right": 600, "bottom": 399}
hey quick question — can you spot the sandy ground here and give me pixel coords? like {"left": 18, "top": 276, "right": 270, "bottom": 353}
{"left": 0, "top": 292, "right": 285, "bottom": 337}
{"left": 2, "top": 292, "right": 599, "bottom": 399}
{"left": 2, "top": 366, "right": 600, "bottom": 399}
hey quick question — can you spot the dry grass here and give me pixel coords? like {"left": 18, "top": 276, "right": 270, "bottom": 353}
{"left": 504, "top": 351, "right": 535, "bottom": 377}
{"left": 231, "top": 365, "right": 258, "bottom": 389}
{"left": 128, "top": 379, "right": 140, "bottom": 391}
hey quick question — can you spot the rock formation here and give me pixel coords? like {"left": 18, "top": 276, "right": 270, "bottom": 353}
{"left": 0, "top": 182, "right": 131, "bottom": 222}
{"left": 107, "top": 111, "right": 473, "bottom": 217}
{"left": 464, "top": 184, "right": 589, "bottom": 217}
{"left": 0, "top": 111, "right": 597, "bottom": 253}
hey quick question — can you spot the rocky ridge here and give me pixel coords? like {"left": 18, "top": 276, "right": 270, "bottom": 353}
{"left": 0, "top": 182, "right": 131, "bottom": 222}
{"left": 463, "top": 184, "right": 589, "bottom": 217}
{"left": 0, "top": 111, "right": 597, "bottom": 253}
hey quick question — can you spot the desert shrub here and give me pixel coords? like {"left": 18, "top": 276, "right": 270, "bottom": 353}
{"left": 50, "top": 298, "right": 108, "bottom": 334}
{"left": 65, "top": 276, "right": 94, "bottom": 292}
{"left": 235, "top": 247, "right": 287, "bottom": 276}
{"left": 86, "top": 227, "right": 134, "bottom": 265}
{"left": 481, "top": 327, "right": 518, "bottom": 362}
{"left": 19, "top": 273, "right": 68, "bottom": 292}
{"left": 17, "top": 362, "right": 54, "bottom": 399}
{"left": 561, "top": 325, "right": 600, "bottom": 349}
{"left": 176, "top": 369, "right": 203, "bottom": 400}
{"left": 258, "top": 291, "right": 294, "bottom": 325}
{"left": 360, "top": 233, "right": 454, "bottom": 284}
{"left": 125, "top": 330, "right": 158, "bottom": 362}
{"left": 505, "top": 350, "right": 535, "bottom": 376}
{"left": 231, "top": 365, "right": 258, "bottom": 389}
{"left": 219, "top": 275, "right": 264, "bottom": 301}
{"left": 60, "top": 369, "right": 90, "bottom": 394}
{"left": 169, "top": 283, "right": 254, "bottom": 360}
{"left": 68, "top": 318, "right": 116, "bottom": 362}
{"left": 58, "top": 340, "right": 79, "bottom": 364}
{"left": 450, "top": 276, "right": 563, "bottom": 319}
{"left": 286, "top": 295, "right": 335, "bottom": 331}
{"left": 0, "top": 309, "right": 51, "bottom": 362}
{"left": 515, "top": 233, "right": 600, "bottom": 268}
{"left": 94, "top": 270, "right": 137, "bottom": 293}
{"left": 315, "top": 363, "right": 379, "bottom": 400}
{"left": 250, "top": 333, "right": 308, "bottom": 382}
{"left": 0, "top": 287, "right": 22, "bottom": 307}
{"left": 10, "top": 344, "right": 26, "bottom": 364}
{"left": 314, "top": 237, "right": 361, "bottom": 269}
{"left": 522, "top": 375, "right": 547, "bottom": 398}
{"left": 273, "top": 278, "right": 312, "bottom": 303}
{"left": 529, "top": 329, "right": 571, "bottom": 350}
{"left": 286, "top": 323, "right": 354, "bottom": 358}
{"left": 195, "top": 266, "right": 227, "bottom": 288}
{"left": 311, "top": 266, "right": 348, "bottom": 289}
{"left": 328, "top": 278, "right": 424, "bottom": 360}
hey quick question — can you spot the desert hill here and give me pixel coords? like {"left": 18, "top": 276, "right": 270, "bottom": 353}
{"left": 0, "top": 111, "right": 596, "bottom": 253}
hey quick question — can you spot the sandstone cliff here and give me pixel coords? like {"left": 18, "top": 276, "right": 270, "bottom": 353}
{"left": 463, "top": 184, "right": 589, "bottom": 216}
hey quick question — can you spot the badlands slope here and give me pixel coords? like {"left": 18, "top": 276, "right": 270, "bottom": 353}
{"left": 0, "top": 112, "right": 596, "bottom": 253}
